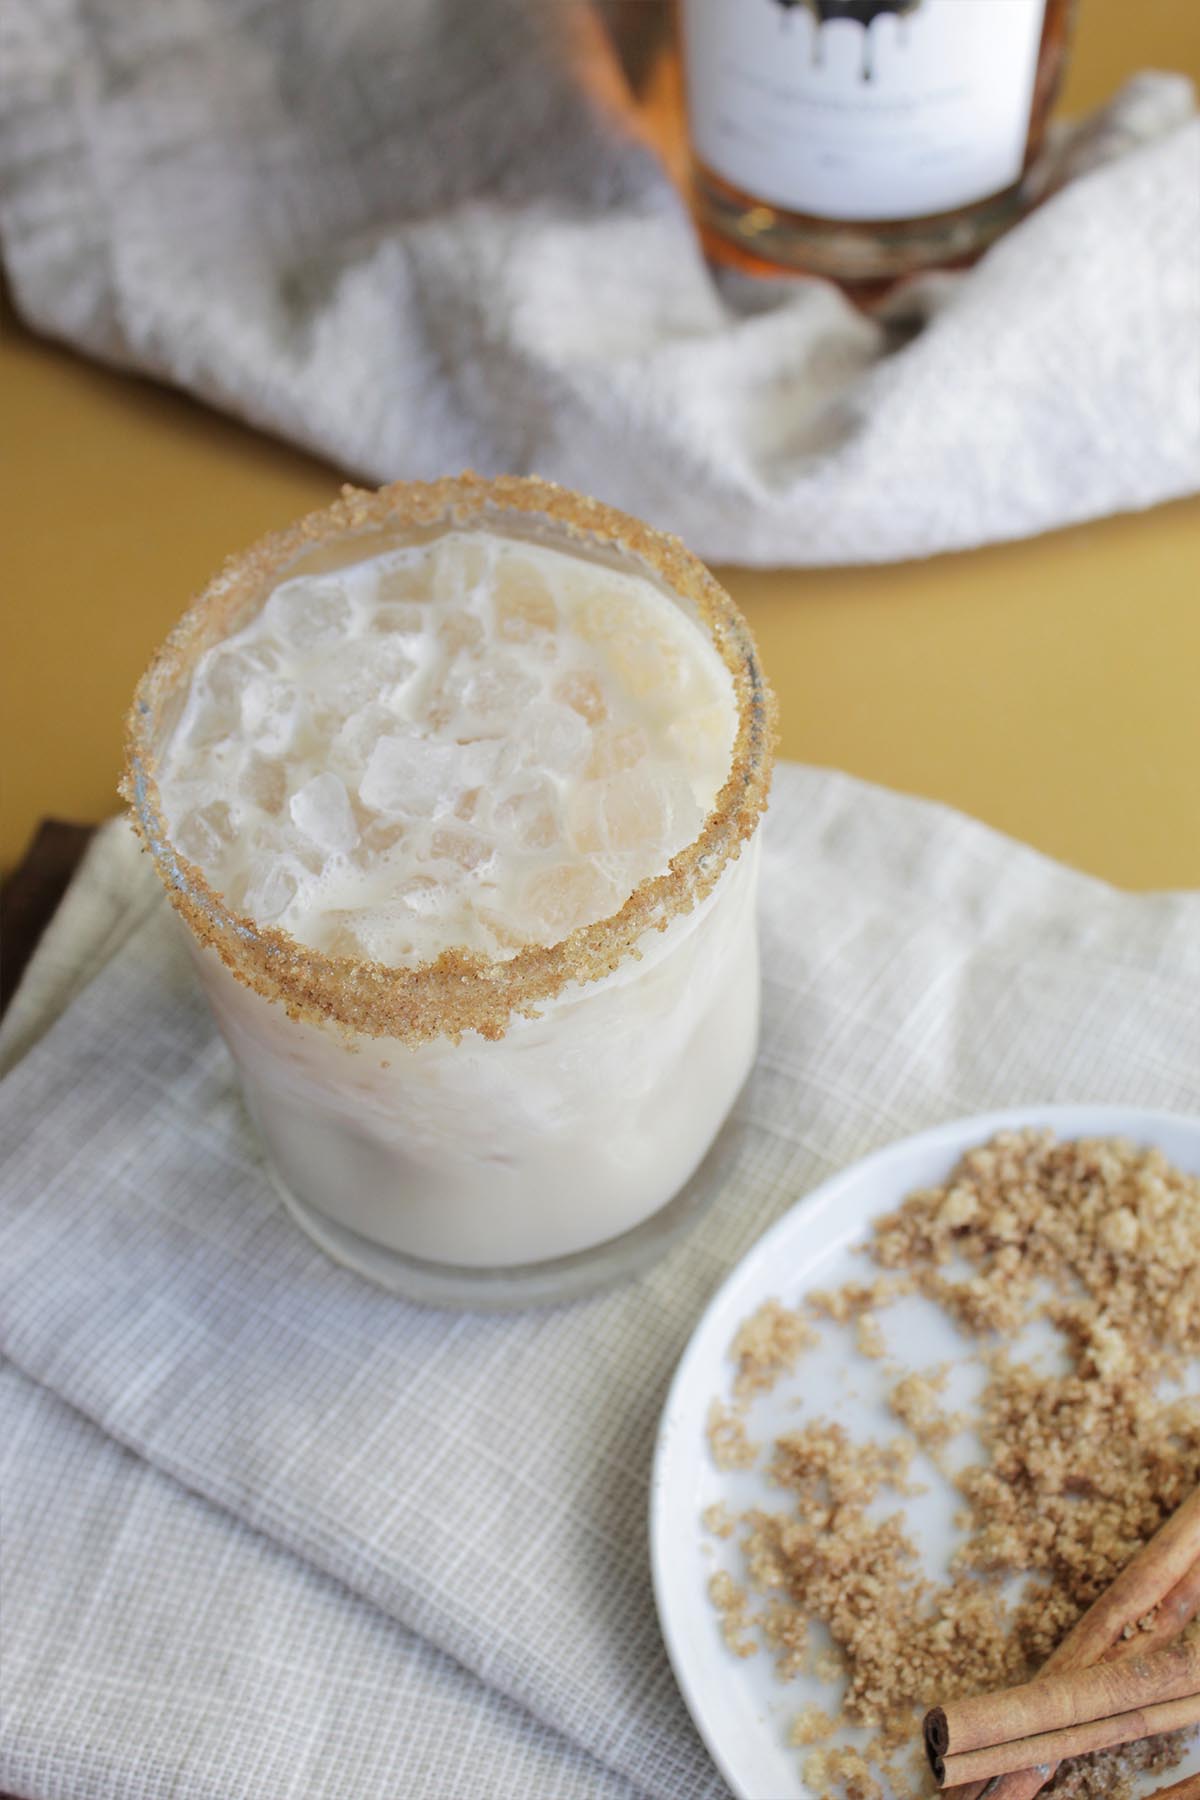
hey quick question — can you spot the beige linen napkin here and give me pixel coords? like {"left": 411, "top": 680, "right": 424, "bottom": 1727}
{"left": 2, "top": 764, "right": 1198, "bottom": 1800}
{"left": 1, "top": 0, "right": 1197, "bottom": 565}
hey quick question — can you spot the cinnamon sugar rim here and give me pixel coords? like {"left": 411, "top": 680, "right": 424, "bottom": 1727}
{"left": 121, "top": 473, "right": 777, "bottom": 1044}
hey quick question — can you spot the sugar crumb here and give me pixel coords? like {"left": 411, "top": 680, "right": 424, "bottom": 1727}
{"left": 789, "top": 1703, "right": 836, "bottom": 1746}
{"left": 807, "top": 1276, "right": 913, "bottom": 1324}
{"left": 888, "top": 1367, "right": 964, "bottom": 1453}
{"left": 708, "top": 1569, "right": 757, "bottom": 1658}
{"left": 801, "top": 1745, "right": 883, "bottom": 1800}
{"left": 706, "top": 1399, "right": 757, "bottom": 1471}
{"left": 701, "top": 1501, "right": 735, "bottom": 1539}
{"left": 729, "top": 1297, "right": 818, "bottom": 1402}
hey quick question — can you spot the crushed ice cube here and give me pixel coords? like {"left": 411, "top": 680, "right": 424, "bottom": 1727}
{"left": 432, "top": 535, "right": 490, "bottom": 600}
{"left": 396, "top": 875, "right": 457, "bottom": 918}
{"left": 372, "top": 601, "right": 427, "bottom": 636}
{"left": 609, "top": 623, "right": 687, "bottom": 701}
{"left": 323, "top": 910, "right": 372, "bottom": 958}
{"left": 575, "top": 588, "right": 687, "bottom": 699}
{"left": 242, "top": 676, "right": 304, "bottom": 755}
{"left": 585, "top": 727, "right": 649, "bottom": 778}
{"left": 493, "top": 555, "right": 558, "bottom": 642}
{"left": 522, "top": 863, "right": 618, "bottom": 939}
{"left": 565, "top": 769, "right": 700, "bottom": 857}
{"left": 375, "top": 640, "right": 420, "bottom": 690}
{"left": 175, "top": 800, "right": 236, "bottom": 868}
{"left": 239, "top": 856, "right": 301, "bottom": 925}
{"left": 335, "top": 701, "right": 396, "bottom": 769}
{"left": 573, "top": 586, "right": 639, "bottom": 645}
{"left": 428, "top": 826, "right": 493, "bottom": 872}
{"left": 320, "top": 639, "right": 417, "bottom": 718}
{"left": 519, "top": 701, "right": 589, "bottom": 775}
{"left": 376, "top": 560, "right": 431, "bottom": 606}
{"left": 184, "top": 696, "right": 239, "bottom": 752}
{"left": 438, "top": 609, "right": 484, "bottom": 653}
{"left": 473, "top": 904, "right": 529, "bottom": 956}
{"left": 446, "top": 655, "right": 538, "bottom": 725}
{"left": 553, "top": 668, "right": 607, "bottom": 725}
{"left": 491, "top": 776, "right": 560, "bottom": 851}
{"left": 289, "top": 773, "right": 359, "bottom": 855}
{"left": 667, "top": 704, "right": 734, "bottom": 775}
{"left": 205, "top": 642, "right": 279, "bottom": 708}
{"left": 276, "top": 827, "right": 332, "bottom": 876}
{"left": 359, "top": 735, "right": 499, "bottom": 817}
{"left": 239, "top": 751, "right": 287, "bottom": 815}
{"left": 354, "top": 815, "right": 409, "bottom": 866}
{"left": 270, "top": 580, "right": 353, "bottom": 653}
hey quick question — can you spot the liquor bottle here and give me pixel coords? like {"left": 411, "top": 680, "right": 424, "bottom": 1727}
{"left": 680, "top": 0, "right": 1075, "bottom": 289}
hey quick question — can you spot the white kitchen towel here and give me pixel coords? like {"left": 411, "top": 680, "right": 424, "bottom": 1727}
{"left": 1, "top": 0, "right": 1197, "bottom": 566}
{"left": 2, "top": 764, "right": 1199, "bottom": 1800}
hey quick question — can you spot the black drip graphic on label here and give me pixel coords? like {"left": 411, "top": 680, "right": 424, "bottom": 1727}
{"left": 770, "top": 0, "right": 923, "bottom": 81}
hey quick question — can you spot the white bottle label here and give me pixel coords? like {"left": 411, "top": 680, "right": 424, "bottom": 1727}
{"left": 682, "top": 0, "right": 1047, "bottom": 223}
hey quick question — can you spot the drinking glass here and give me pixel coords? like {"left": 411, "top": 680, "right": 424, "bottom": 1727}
{"left": 124, "top": 475, "right": 776, "bottom": 1306}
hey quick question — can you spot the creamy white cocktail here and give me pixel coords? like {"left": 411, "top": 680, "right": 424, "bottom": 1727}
{"left": 125, "top": 477, "right": 775, "bottom": 1303}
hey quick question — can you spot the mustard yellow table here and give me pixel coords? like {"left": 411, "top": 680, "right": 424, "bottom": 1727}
{"left": 3, "top": 0, "right": 1198, "bottom": 891}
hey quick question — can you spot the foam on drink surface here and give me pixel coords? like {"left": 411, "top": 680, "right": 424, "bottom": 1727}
{"left": 158, "top": 533, "right": 737, "bottom": 964}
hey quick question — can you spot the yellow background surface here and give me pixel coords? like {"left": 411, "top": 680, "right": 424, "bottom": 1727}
{"left": 3, "top": 0, "right": 1198, "bottom": 888}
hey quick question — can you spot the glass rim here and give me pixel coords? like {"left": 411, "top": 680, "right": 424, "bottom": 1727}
{"left": 122, "top": 473, "right": 778, "bottom": 1045}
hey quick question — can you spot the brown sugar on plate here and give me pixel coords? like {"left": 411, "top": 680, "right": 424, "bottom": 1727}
{"left": 869, "top": 1132, "right": 1200, "bottom": 1360}
{"left": 702, "top": 1130, "right": 1200, "bottom": 1800}
{"left": 708, "top": 1568, "right": 757, "bottom": 1658}
{"left": 790, "top": 1704, "right": 838, "bottom": 1746}
{"left": 701, "top": 1500, "right": 736, "bottom": 1540}
{"left": 887, "top": 1368, "right": 965, "bottom": 1460}
{"left": 730, "top": 1297, "right": 820, "bottom": 1402}
{"left": 767, "top": 1420, "right": 921, "bottom": 1515}
{"left": 800, "top": 1745, "right": 884, "bottom": 1800}
{"left": 706, "top": 1398, "right": 758, "bottom": 1471}
{"left": 807, "top": 1277, "right": 915, "bottom": 1324}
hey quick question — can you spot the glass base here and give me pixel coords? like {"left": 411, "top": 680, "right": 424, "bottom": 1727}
{"left": 693, "top": 160, "right": 1031, "bottom": 292}
{"left": 267, "top": 1106, "right": 749, "bottom": 1311}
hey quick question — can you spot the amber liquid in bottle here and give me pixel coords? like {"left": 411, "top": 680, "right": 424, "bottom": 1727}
{"left": 681, "top": 0, "right": 1075, "bottom": 291}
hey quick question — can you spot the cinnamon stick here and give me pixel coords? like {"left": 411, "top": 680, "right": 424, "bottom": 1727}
{"left": 949, "top": 1558, "right": 1200, "bottom": 1800}
{"left": 943, "top": 1488, "right": 1200, "bottom": 1800}
{"left": 1151, "top": 1560, "right": 1200, "bottom": 1650}
{"left": 937, "top": 1694, "right": 1200, "bottom": 1789}
{"left": 1047, "top": 1490, "right": 1200, "bottom": 1671}
{"left": 1145, "top": 1776, "right": 1200, "bottom": 1800}
{"left": 925, "top": 1636, "right": 1200, "bottom": 1781}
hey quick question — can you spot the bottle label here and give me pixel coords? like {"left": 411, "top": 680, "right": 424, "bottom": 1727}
{"left": 682, "top": 0, "right": 1047, "bottom": 223}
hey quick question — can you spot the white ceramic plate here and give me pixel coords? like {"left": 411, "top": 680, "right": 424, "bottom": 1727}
{"left": 651, "top": 1106, "right": 1200, "bottom": 1800}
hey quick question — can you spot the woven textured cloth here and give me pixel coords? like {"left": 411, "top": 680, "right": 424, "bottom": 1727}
{"left": 1, "top": 0, "right": 1197, "bottom": 564}
{"left": 0, "top": 1361, "right": 641, "bottom": 1800}
{"left": 2, "top": 764, "right": 1198, "bottom": 1799}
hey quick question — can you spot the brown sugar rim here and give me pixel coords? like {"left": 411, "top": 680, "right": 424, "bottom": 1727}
{"left": 121, "top": 472, "right": 778, "bottom": 1044}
